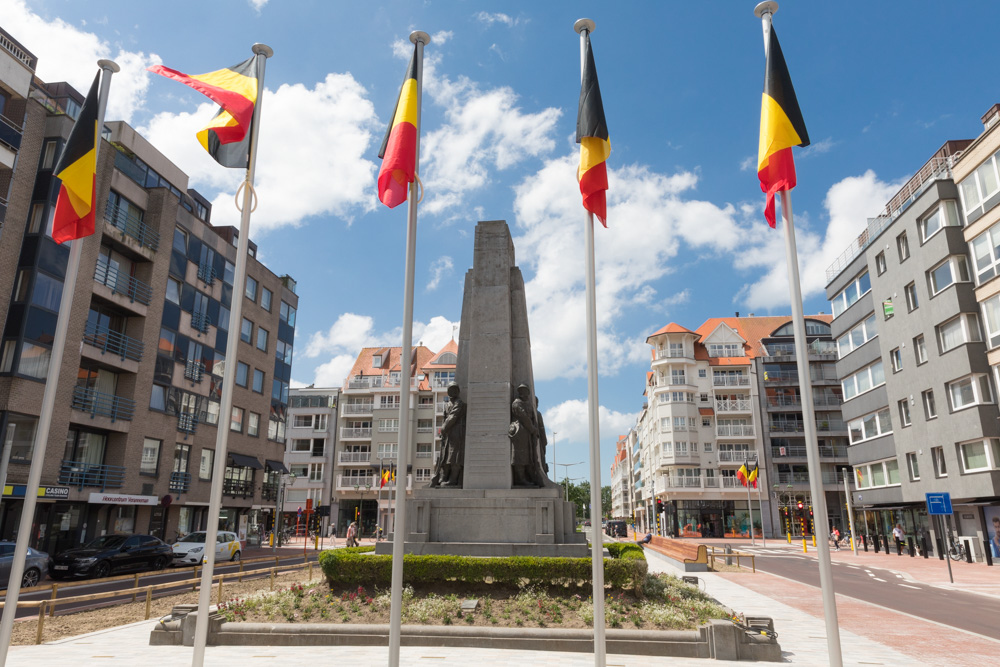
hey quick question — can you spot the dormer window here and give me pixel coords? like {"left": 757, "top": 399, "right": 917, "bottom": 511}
{"left": 372, "top": 354, "right": 382, "bottom": 367}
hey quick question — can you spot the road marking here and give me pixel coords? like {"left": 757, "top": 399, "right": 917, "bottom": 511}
{"left": 873, "top": 577, "right": 887, "bottom": 582}
{"left": 847, "top": 565, "right": 861, "bottom": 569}
{"left": 899, "top": 584, "right": 920, "bottom": 589}
{"left": 895, "top": 574, "right": 904, "bottom": 578}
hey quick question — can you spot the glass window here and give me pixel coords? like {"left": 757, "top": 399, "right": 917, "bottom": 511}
{"left": 923, "top": 390, "right": 937, "bottom": 419}
{"left": 200, "top": 449, "right": 214, "bottom": 480}
{"left": 890, "top": 348, "right": 902, "bottom": 373}
{"left": 280, "top": 301, "right": 296, "bottom": 326}
{"left": 982, "top": 294, "right": 1000, "bottom": 349}
{"left": 256, "top": 327, "right": 268, "bottom": 352}
{"left": 914, "top": 335, "right": 927, "bottom": 364}
{"left": 248, "top": 412, "right": 260, "bottom": 437}
{"left": 158, "top": 328, "right": 176, "bottom": 357}
{"left": 245, "top": 276, "right": 258, "bottom": 302}
{"left": 173, "top": 227, "right": 187, "bottom": 253}
{"left": 904, "top": 282, "right": 918, "bottom": 311}
{"left": 5, "top": 414, "right": 38, "bottom": 463}
{"left": 897, "top": 232, "right": 910, "bottom": 261}
{"left": 150, "top": 384, "right": 166, "bottom": 411}
{"left": 875, "top": 251, "right": 887, "bottom": 275}
{"left": 886, "top": 458, "right": 900, "bottom": 485}
{"left": 831, "top": 271, "right": 871, "bottom": 318}
{"left": 920, "top": 201, "right": 959, "bottom": 242}
{"left": 140, "top": 438, "right": 161, "bottom": 475}
{"left": 848, "top": 408, "right": 892, "bottom": 444}
{"left": 230, "top": 407, "right": 244, "bottom": 432}
{"left": 842, "top": 361, "right": 884, "bottom": 401}
{"left": 871, "top": 462, "right": 886, "bottom": 486}
{"left": 30, "top": 273, "right": 63, "bottom": 311}
{"left": 261, "top": 287, "right": 272, "bottom": 312}
{"left": 906, "top": 452, "right": 920, "bottom": 480}
{"left": 18, "top": 342, "right": 50, "bottom": 379}
{"left": 240, "top": 318, "right": 252, "bottom": 343}
{"left": 947, "top": 374, "right": 993, "bottom": 411}
{"left": 166, "top": 278, "right": 181, "bottom": 305}
{"left": 223, "top": 261, "right": 235, "bottom": 286}
{"left": 937, "top": 314, "right": 981, "bottom": 353}
{"left": 235, "top": 362, "right": 249, "bottom": 387}
{"left": 960, "top": 440, "right": 989, "bottom": 471}
{"left": 898, "top": 399, "right": 911, "bottom": 426}
{"left": 929, "top": 256, "right": 970, "bottom": 294}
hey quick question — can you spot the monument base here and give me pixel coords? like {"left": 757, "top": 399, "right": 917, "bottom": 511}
{"left": 375, "top": 487, "right": 587, "bottom": 558}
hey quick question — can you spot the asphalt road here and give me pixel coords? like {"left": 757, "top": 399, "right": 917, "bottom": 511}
{"left": 9, "top": 552, "right": 321, "bottom": 620}
{"left": 745, "top": 548, "right": 1000, "bottom": 640}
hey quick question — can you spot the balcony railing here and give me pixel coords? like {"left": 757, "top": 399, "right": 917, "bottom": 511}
{"left": 222, "top": 478, "right": 254, "bottom": 498}
{"left": 416, "top": 425, "right": 434, "bottom": 433}
{"left": 764, "top": 370, "right": 840, "bottom": 383}
{"left": 169, "top": 471, "right": 191, "bottom": 493}
{"left": 71, "top": 386, "right": 135, "bottom": 422}
{"left": 197, "top": 262, "right": 216, "bottom": 286}
{"left": 713, "top": 376, "right": 750, "bottom": 387}
{"left": 777, "top": 472, "right": 850, "bottom": 484}
{"left": 348, "top": 376, "right": 384, "bottom": 389}
{"left": 376, "top": 450, "right": 399, "bottom": 460}
{"left": 191, "top": 311, "right": 211, "bottom": 334}
{"left": 342, "top": 403, "right": 374, "bottom": 415}
{"left": 667, "top": 375, "right": 688, "bottom": 385}
{"left": 718, "top": 450, "right": 755, "bottom": 463}
{"left": 184, "top": 359, "right": 205, "bottom": 383}
{"left": 59, "top": 460, "right": 126, "bottom": 491}
{"left": 104, "top": 200, "right": 159, "bottom": 251}
{"left": 769, "top": 420, "right": 847, "bottom": 433}
{"left": 261, "top": 483, "right": 279, "bottom": 502}
{"left": 416, "top": 450, "right": 433, "bottom": 458}
{"left": 82, "top": 322, "right": 144, "bottom": 362}
{"left": 772, "top": 445, "right": 848, "bottom": 458}
{"left": 664, "top": 476, "right": 702, "bottom": 488}
{"left": 178, "top": 412, "right": 198, "bottom": 437}
{"left": 94, "top": 260, "right": 152, "bottom": 306}
{"left": 761, "top": 341, "right": 838, "bottom": 358}
{"left": 0, "top": 113, "right": 22, "bottom": 152}
{"left": 715, "top": 399, "right": 752, "bottom": 412}
{"left": 339, "top": 451, "right": 371, "bottom": 464}
{"left": 659, "top": 453, "right": 698, "bottom": 466}
{"left": 722, "top": 476, "right": 745, "bottom": 488}
{"left": 655, "top": 349, "right": 692, "bottom": 360}
{"left": 340, "top": 427, "right": 372, "bottom": 439}
{"left": 338, "top": 475, "right": 376, "bottom": 490}
{"left": 378, "top": 424, "right": 400, "bottom": 433}
{"left": 716, "top": 424, "right": 754, "bottom": 437}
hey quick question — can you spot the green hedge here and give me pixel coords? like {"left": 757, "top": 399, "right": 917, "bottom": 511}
{"left": 605, "top": 542, "right": 646, "bottom": 561}
{"left": 318, "top": 546, "right": 647, "bottom": 590}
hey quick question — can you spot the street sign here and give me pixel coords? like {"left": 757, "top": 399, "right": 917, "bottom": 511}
{"left": 925, "top": 492, "right": 952, "bottom": 515}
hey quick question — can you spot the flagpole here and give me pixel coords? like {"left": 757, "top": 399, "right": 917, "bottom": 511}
{"left": 574, "top": 17, "right": 607, "bottom": 667}
{"left": 844, "top": 475, "right": 857, "bottom": 555}
{"left": 756, "top": 464, "right": 767, "bottom": 547}
{"left": 388, "top": 29, "right": 430, "bottom": 667}
{"left": 0, "top": 60, "right": 119, "bottom": 665}
{"left": 191, "top": 43, "right": 272, "bottom": 667}
{"left": 745, "top": 455, "right": 755, "bottom": 546}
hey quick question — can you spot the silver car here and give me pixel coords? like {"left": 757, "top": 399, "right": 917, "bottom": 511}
{"left": 0, "top": 541, "right": 50, "bottom": 588}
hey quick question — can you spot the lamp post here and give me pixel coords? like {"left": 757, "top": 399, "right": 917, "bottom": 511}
{"left": 550, "top": 461, "right": 585, "bottom": 501}
{"left": 354, "top": 480, "right": 372, "bottom": 538}
{"left": 276, "top": 472, "right": 296, "bottom": 547}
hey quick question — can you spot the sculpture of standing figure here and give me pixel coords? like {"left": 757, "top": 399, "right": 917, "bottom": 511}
{"left": 535, "top": 396, "right": 548, "bottom": 475}
{"left": 430, "top": 383, "right": 466, "bottom": 488}
{"left": 509, "top": 384, "right": 539, "bottom": 487}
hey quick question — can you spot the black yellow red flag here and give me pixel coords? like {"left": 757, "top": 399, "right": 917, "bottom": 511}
{"left": 736, "top": 462, "right": 749, "bottom": 487}
{"left": 52, "top": 72, "right": 101, "bottom": 244}
{"left": 378, "top": 45, "right": 419, "bottom": 208}
{"left": 149, "top": 56, "right": 261, "bottom": 168}
{"left": 747, "top": 462, "right": 759, "bottom": 489}
{"left": 576, "top": 32, "right": 610, "bottom": 226}
{"left": 757, "top": 26, "right": 809, "bottom": 228}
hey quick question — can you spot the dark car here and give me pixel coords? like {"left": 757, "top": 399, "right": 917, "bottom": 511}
{"left": 606, "top": 520, "right": 627, "bottom": 538}
{"left": 50, "top": 534, "right": 172, "bottom": 580}
{"left": 0, "top": 542, "right": 50, "bottom": 588}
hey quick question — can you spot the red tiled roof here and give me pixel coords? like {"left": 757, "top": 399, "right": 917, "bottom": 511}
{"left": 646, "top": 322, "right": 698, "bottom": 342}
{"left": 692, "top": 314, "right": 832, "bottom": 361}
{"left": 344, "top": 345, "right": 436, "bottom": 387}
{"left": 425, "top": 338, "right": 458, "bottom": 368}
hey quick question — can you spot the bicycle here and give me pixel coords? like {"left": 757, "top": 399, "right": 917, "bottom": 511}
{"left": 947, "top": 537, "right": 967, "bottom": 561}
{"left": 729, "top": 611, "right": 779, "bottom": 641}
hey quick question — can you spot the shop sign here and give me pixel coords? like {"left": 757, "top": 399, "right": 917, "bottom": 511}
{"left": 2, "top": 485, "right": 70, "bottom": 500}
{"left": 88, "top": 493, "right": 158, "bottom": 506}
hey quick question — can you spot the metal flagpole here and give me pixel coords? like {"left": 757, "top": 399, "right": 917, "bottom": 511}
{"left": 755, "top": 7, "right": 842, "bottom": 662}
{"left": 574, "top": 17, "right": 607, "bottom": 667}
{"left": 755, "top": 465, "right": 766, "bottom": 547}
{"left": 388, "top": 30, "right": 430, "bottom": 667}
{"left": 191, "top": 43, "right": 272, "bottom": 667}
{"left": 845, "top": 476, "right": 858, "bottom": 555}
{"left": 0, "top": 59, "right": 119, "bottom": 666}
{"left": 745, "top": 456, "right": 756, "bottom": 546}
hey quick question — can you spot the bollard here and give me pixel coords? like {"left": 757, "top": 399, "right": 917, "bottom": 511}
{"left": 308, "top": 562, "right": 313, "bottom": 581}
{"left": 965, "top": 543, "right": 973, "bottom": 564}
{"left": 921, "top": 533, "right": 929, "bottom": 559}
{"left": 36, "top": 601, "right": 46, "bottom": 645}
{"left": 239, "top": 559, "right": 245, "bottom": 582}
{"left": 145, "top": 588, "right": 153, "bottom": 619}
{"left": 802, "top": 537, "right": 807, "bottom": 553}
{"left": 984, "top": 539, "right": 994, "bottom": 567}
{"left": 725, "top": 544, "right": 733, "bottom": 567}
{"left": 936, "top": 536, "right": 945, "bottom": 561}
{"left": 812, "top": 534, "right": 816, "bottom": 548}
{"left": 218, "top": 574, "right": 224, "bottom": 604}
{"left": 786, "top": 532, "right": 791, "bottom": 544}
{"left": 861, "top": 534, "right": 868, "bottom": 552}
{"left": 883, "top": 535, "right": 891, "bottom": 555}
{"left": 193, "top": 565, "right": 199, "bottom": 591}
{"left": 49, "top": 583, "right": 58, "bottom": 618}
{"left": 907, "top": 537, "right": 915, "bottom": 557}
{"left": 872, "top": 534, "right": 879, "bottom": 553}
{"left": 270, "top": 568, "right": 276, "bottom": 591}
{"left": 133, "top": 573, "right": 140, "bottom": 602}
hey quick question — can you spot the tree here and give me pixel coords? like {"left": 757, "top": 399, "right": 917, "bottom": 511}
{"left": 601, "top": 485, "right": 611, "bottom": 518}
{"left": 560, "top": 479, "right": 591, "bottom": 519}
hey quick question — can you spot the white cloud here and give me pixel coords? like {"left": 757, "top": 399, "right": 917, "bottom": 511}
{"left": 427, "top": 256, "right": 454, "bottom": 291}
{"left": 739, "top": 156, "right": 756, "bottom": 172}
{"left": 512, "top": 156, "right": 745, "bottom": 381}
{"left": 474, "top": 12, "right": 520, "bottom": 28}
{"left": 734, "top": 169, "right": 904, "bottom": 310}
{"left": 542, "top": 399, "right": 638, "bottom": 468}
{"left": 3, "top": 0, "right": 158, "bottom": 122}
{"left": 141, "top": 73, "right": 379, "bottom": 234}
{"left": 249, "top": 0, "right": 269, "bottom": 11}
{"left": 800, "top": 137, "right": 836, "bottom": 158}
{"left": 431, "top": 30, "right": 454, "bottom": 45}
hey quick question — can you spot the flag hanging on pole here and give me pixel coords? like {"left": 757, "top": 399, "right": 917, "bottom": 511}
{"left": 855, "top": 467, "right": 863, "bottom": 486}
{"left": 736, "top": 462, "right": 749, "bottom": 487}
{"left": 757, "top": 26, "right": 809, "bottom": 228}
{"left": 149, "top": 57, "right": 261, "bottom": 168}
{"left": 576, "top": 31, "right": 610, "bottom": 226}
{"left": 377, "top": 44, "right": 419, "bottom": 208}
{"left": 52, "top": 72, "right": 101, "bottom": 244}
{"left": 747, "top": 461, "right": 759, "bottom": 489}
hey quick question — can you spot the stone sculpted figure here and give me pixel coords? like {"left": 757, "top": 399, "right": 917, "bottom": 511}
{"left": 535, "top": 396, "right": 548, "bottom": 476}
{"left": 430, "top": 383, "right": 466, "bottom": 488}
{"left": 509, "top": 384, "right": 539, "bottom": 487}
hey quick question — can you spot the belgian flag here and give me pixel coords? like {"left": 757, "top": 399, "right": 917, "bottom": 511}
{"left": 149, "top": 56, "right": 261, "bottom": 169}
{"left": 377, "top": 44, "right": 419, "bottom": 209}
{"left": 52, "top": 72, "right": 100, "bottom": 244}
{"left": 736, "top": 462, "right": 749, "bottom": 487}
{"left": 757, "top": 26, "right": 809, "bottom": 228}
{"left": 747, "top": 462, "right": 759, "bottom": 489}
{"left": 576, "top": 31, "right": 610, "bottom": 226}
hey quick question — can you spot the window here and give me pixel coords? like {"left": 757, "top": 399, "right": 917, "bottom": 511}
{"left": 923, "top": 389, "right": 937, "bottom": 419}
{"left": 946, "top": 374, "right": 993, "bottom": 411}
{"left": 904, "top": 282, "right": 919, "bottom": 312}
{"left": 308, "top": 463, "right": 323, "bottom": 482}
{"left": 379, "top": 418, "right": 400, "bottom": 432}
{"left": 200, "top": 449, "right": 214, "bottom": 480}
{"left": 932, "top": 446, "right": 947, "bottom": 477}
{"left": 707, "top": 343, "right": 742, "bottom": 357}
{"left": 959, "top": 152, "right": 1000, "bottom": 216}
{"left": 958, "top": 438, "right": 1000, "bottom": 473}
{"left": 702, "top": 417, "right": 711, "bottom": 427}
{"left": 890, "top": 348, "right": 902, "bottom": 373}
{"left": 380, "top": 395, "right": 400, "bottom": 409}
{"left": 166, "top": 278, "right": 181, "bottom": 305}
{"left": 929, "top": 256, "right": 970, "bottom": 295}
{"left": 837, "top": 313, "right": 877, "bottom": 358}
{"left": 230, "top": 406, "right": 244, "bottom": 432}
{"left": 30, "top": 272, "right": 62, "bottom": 311}
{"left": 235, "top": 362, "right": 249, "bottom": 387}
{"left": 245, "top": 276, "right": 258, "bottom": 302}
{"left": 240, "top": 318, "right": 252, "bottom": 343}
{"left": 280, "top": 301, "right": 296, "bottom": 326}
{"left": 914, "top": 335, "right": 927, "bottom": 365}
{"left": 158, "top": 328, "right": 176, "bottom": 357}
{"left": 831, "top": 271, "right": 871, "bottom": 318}
{"left": 841, "top": 360, "right": 884, "bottom": 400}
{"left": 937, "top": 314, "right": 982, "bottom": 353}
{"left": 875, "top": 251, "right": 887, "bottom": 275}
{"left": 919, "top": 201, "right": 959, "bottom": 242}
{"left": 256, "top": 327, "right": 268, "bottom": 352}
{"left": 969, "top": 220, "right": 1000, "bottom": 284}
{"left": 847, "top": 408, "right": 892, "bottom": 444}
{"left": 173, "top": 227, "right": 187, "bottom": 253}
{"left": 898, "top": 399, "right": 911, "bottom": 427}
{"left": 252, "top": 369, "right": 264, "bottom": 393}
{"left": 897, "top": 231, "right": 910, "bottom": 262}
{"left": 698, "top": 369, "right": 707, "bottom": 378}
{"left": 223, "top": 261, "right": 235, "bottom": 286}
{"left": 206, "top": 400, "right": 220, "bottom": 425}
{"left": 248, "top": 412, "right": 260, "bottom": 437}
{"left": 149, "top": 384, "right": 167, "bottom": 411}
{"left": 981, "top": 293, "right": 1000, "bottom": 349}
{"left": 18, "top": 342, "right": 50, "bottom": 379}
{"left": 41, "top": 140, "right": 57, "bottom": 169}
{"left": 906, "top": 452, "right": 920, "bottom": 481}
{"left": 261, "top": 287, "right": 272, "bottom": 312}
{"left": 291, "top": 439, "right": 311, "bottom": 452}
{"left": 140, "top": 438, "right": 161, "bottom": 475}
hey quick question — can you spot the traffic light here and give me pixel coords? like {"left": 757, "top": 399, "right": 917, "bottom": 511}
{"left": 656, "top": 499, "right": 664, "bottom": 514}
{"left": 797, "top": 501, "right": 804, "bottom": 510}
{"left": 809, "top": 506, "right": 813, "bottom": 517}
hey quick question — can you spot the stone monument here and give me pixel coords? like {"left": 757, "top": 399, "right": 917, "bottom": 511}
{"left": 376, "top": 220, "right": 587, "bottom": 557}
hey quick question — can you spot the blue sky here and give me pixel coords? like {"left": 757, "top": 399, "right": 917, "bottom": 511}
{"left": 7, "top": 1, "right": 1000, "bottom": 481}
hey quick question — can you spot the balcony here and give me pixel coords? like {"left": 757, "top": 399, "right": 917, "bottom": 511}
{"left": 339, "top": 451, "right": 371, "bottom": 464}
{"left": 222, "top": 479, "right": 254, "bottom": 498}
{"left": 59, "top": 460, "right": 126, "bottom": 491}
{"left": 417, "top": 425, "right": 434, "bottom": 434}
{"left": 191, "top": 312, "right": 212, "bottom": 335}
{"left": 435, "top": 402, "right": 447, "bottom": 414}
{"left": 177, "top": 412, "right": 198, "bottom": 437}
{"left": 348, "top": 376, "right": 384, "bottom": 389}
{"left": 104, "top": 200, "right": 159, "bottom": 251}
{"left": 94, "top": 260, "right": 152, "bottom": 306}
{"left": 663, "top": 476, "right": 702, "bottom": 489}
{"left": 722, "top": 476, "right": 745, "bottom": 488}
{"left": 416, "top": 450, "right": 433, "bottom": 459}
{"left": 764, "top": 370, "right": 839, "bottom": 384}
{"left": 376, "top": 450, "right": 399, "bottom": 460}
{"left": 184, "top": 359, "right": 205, "bottom": 383}
{"left": 342, "top": 403, "right": 374, "bottom": 415}
{"left": 82, "top": 322, "right": 144, "bottom": 363}
{"left": 715, "top": 399, "right": 752, "bottom": 413}
{"left": 761, "top": 341, "right": 838, "bottom": 359}
{"left": 0, "top": 113, "right": 22, "bottom": 153}
{"left": 768, "top": 420, "right": 847, "bottom": 434}
{"left": 716, "top": 424, "right": 754, "bottom": 438}
{"left": 713, "top": 375, "right": 750, "bottom": 387}
{"left": 197, "top": 262, "right": 216, "bottom": 286}
{"left": 718, "top": 450, "right": 756, "bottom": 463}
{"left": 337, "top": 475, "right": 377, "bottom": 490}
{"left": 71, "top": 386, "right": 135, "bottom": 422}
{"left": 659, "top": 452, "right": 699, "bottom": 466}
{"left": 169, "top": 471, "right": 191, "bottom": 493}
{"left": 340, "top": 427, "right": 372, "bottom": 440}
{"left": 261, "top": 483, "right": 279, "bottom": 502}
{"left": 772, "top": 445, "right": 848, "bottom": 458}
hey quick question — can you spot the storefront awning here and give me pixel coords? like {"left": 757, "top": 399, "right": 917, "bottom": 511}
{"left": 265, "top": 460, "right": 288, "bottom": 473}
{"left": 229, "top": 453, "right": 263, "bottom": 470}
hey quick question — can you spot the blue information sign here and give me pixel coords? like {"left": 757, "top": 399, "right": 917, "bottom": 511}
{"left": 925, "top": 492, "right": 953, "bottom": 515}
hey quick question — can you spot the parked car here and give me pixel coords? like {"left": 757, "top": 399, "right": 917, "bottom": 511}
{"left": 606, "top": 520, "right": 627, "bottom": 538}
{"left": 49, "top": 534, "right": 172, "bottom": 579}
{"left": 171, "top": 531, "right": 242, "bottom": 566}
{"left": 0, "top": 542, "right": 50, "bottom": 588}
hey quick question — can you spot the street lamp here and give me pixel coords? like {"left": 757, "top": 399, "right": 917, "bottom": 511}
{"left": 353, "top": 480, "right": 373, "bottom": 537}
{"left": 550, "top": 461, "right": 585, "bottom": 501}
{"left": 274, "top": 472, "right": 296, "bottom": 549}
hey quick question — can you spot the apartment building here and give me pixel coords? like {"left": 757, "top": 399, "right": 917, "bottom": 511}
{"left": 826, "top": 137, "right": 1000, "bottom": 557}
{"left": 609, "top": 434, "right": 632, "bottom": 522}
{"left": 281, "top": 387, "right": 338, "bottom": 534}
{"left": 640, "top": 315, "right": 847, "bottom": 539}
{"left": 334, "top": 339, "right": 457, "bottom": 537}
{"left": 0, "top": 30, "right": 297, "bottom": 555}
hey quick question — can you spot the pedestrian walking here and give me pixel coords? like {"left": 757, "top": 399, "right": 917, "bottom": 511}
{"left": 831, "top": 526, "right": 841, "bottom": 551}
{"left": 892, "top": 523, "right": 905, "bottom": 554}
{"left": 346, "top": 521, "right": 358, "bottom": 547}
